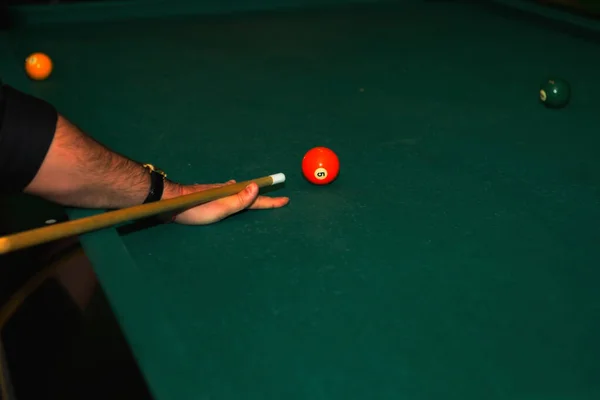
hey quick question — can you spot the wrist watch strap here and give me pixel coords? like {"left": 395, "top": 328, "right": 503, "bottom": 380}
{"left": 142, "top": 163, "right": 166, "bottom": 204}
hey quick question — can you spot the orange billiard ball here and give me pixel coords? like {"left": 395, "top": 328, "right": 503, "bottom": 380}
{"left": 25, "top": 52, "right": 53, "bottom": 80}
{"left": 302, "top": 146, "right": 340, "bottom": 185}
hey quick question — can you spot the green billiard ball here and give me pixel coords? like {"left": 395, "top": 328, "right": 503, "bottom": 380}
{"left": 539, "top": 78, "right": 570, "bottom": 108}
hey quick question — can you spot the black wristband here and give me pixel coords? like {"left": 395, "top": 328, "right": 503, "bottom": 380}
{"left": 142, "top": 164, "right": 166, "bottom": 204}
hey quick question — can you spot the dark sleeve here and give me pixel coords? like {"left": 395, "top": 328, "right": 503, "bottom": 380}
{"left": 0, "top": 83, "right": 58, "bottom": 193}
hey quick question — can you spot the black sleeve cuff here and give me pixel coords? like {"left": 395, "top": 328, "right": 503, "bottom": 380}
{"left": 0, "top": 85, "right": 58, "bottom": 193}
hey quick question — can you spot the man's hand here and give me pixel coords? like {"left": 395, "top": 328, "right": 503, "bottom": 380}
{"left": 164, "top": 180, "right": 289, "bottom": 225}
{"left": 25, "top": 114, "right": 289, "bottom": 222}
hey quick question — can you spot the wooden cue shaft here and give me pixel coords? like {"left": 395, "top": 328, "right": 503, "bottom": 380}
{"left": 0, "top": 173, "right": 285, "bottom": 255}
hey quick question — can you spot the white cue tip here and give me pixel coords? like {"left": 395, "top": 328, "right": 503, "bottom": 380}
{"left": 270, "top": 173, "right": 286, "bottom": 185}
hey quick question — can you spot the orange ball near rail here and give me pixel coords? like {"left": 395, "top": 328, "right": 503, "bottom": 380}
{"left": 25, "top": 52, "right": 53, "bottom": 81}
{"left": 302, "top": 147, "right": 340, "bottom": 185}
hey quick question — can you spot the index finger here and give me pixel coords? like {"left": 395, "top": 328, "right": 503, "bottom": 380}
{"left": 248, "top": 195, "right": 290, "bottom": 209}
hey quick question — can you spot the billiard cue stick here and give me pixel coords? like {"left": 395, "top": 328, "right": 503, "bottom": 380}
{"left": 0, "top": 173, "right": 286, "bottom": 255}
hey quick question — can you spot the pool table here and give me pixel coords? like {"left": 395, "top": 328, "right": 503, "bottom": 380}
{"left": 2, "top": 0, "right": 600, "bottom": 399}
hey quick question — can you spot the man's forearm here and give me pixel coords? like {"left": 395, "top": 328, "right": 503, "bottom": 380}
{"left": 25, "top": 114, "right": 181, "bottom": 208}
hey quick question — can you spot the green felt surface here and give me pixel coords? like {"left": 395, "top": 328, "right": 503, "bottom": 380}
{"left": 4, "top": 1, "right": 600, "bottom": 399}
{"left": 8, "top": 0, "right": 398, "bottom": 25}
